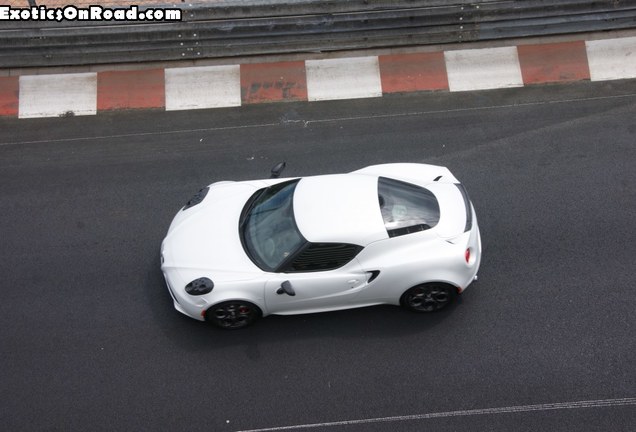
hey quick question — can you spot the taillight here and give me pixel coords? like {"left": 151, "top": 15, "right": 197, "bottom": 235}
{"left": 465, "top": 248, "right": 471, "bottom": 263}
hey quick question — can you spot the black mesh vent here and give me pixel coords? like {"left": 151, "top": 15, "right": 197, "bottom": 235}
{"left": 287, "top": 243, "right": 362, "bottom": 272}
{"left": 388, "top": 224, "right": 430, "bottom": 238}
{"left": 183, "top": 186, "right": 209, "bottom": 211}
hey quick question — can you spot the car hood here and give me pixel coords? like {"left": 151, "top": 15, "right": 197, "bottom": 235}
{"left": 161, "top": 182, "right": 265, "bottom": 280}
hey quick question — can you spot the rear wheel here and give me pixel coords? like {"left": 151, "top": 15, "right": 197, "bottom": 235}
{"left": 401, "top": 283, "right": 457, "bottom": 313}
{"left": 205, "top": 301, "right": 261, "bottom": 329}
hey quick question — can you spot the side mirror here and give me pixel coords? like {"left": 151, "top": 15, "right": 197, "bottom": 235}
{"left": 276, "top": 280, "right": 295, "bottom": 296}
{"left": 270, "top": 161, "right": 287, "bottom": 179}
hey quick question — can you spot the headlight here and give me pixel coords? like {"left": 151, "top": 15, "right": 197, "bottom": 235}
{"left": 185, "top": 277, "right": 214, "bottom": 296}
{"left": 183, "top": 187, "right": 209, "bottom": 210}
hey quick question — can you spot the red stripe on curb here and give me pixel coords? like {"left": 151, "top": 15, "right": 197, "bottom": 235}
{"left": 518, "top": 41, "right": 590, "bottom": 85}
{"left": 97, "top": 69, "right": 165, "bottom": 111}
{"left": 240, "top": 62, "right": 308, "bottom": 104}
{"left": 0, "top": 76, "right": 19, "bottom": 117}
{"left": 379, "top": 52, "right": 448, "bottom": 93}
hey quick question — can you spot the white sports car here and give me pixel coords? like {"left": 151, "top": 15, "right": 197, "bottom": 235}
{"left": 161, "top": 163, "right": 481, "bottom": 329}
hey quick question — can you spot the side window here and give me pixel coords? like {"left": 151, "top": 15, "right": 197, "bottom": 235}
{"left": 284, "top": 243, "right": 363, "bottom": 272}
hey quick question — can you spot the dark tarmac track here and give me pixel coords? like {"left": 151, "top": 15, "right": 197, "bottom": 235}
{"left": 1, "top": 80, "right": 635, "bottom": 431}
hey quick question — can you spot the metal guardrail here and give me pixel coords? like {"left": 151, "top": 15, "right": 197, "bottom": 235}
{"left": 1, "top": 0, "right": 636, "bottom": 68}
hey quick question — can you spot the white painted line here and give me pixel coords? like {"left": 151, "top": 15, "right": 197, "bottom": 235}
{"left": 306, "top": 57, "right": 382, "bottom": 101}
{"left": 586, "top": 37, "right": 636, "bottom": 81}
{"left": 444, "top": 47, "right": 524, "bottom": 92}
{"left": 19, "top": 73, "right": 97, "bottom": 119}
{"left": 165, "top": 65, "right": 241, "bottom": 111}
{"left": 236, "top": 397, "right": 636, "bottom": 432}
{"left": 6, "top": 92, "right": 636, "bottom": 147}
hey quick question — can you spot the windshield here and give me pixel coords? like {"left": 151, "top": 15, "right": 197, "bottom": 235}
{"left": 240, "top": 179, "right": 305, "bottom": 271}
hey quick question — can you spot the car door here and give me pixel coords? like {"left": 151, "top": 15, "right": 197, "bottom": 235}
{"left": 263, "top": 243, "right": 370, "bottom": 314}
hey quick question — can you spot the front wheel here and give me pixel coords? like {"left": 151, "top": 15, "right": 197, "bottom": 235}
{"left": 205, "top": 301, "right": 262, "bottom": 329}
{"left": 400, "top": 283, "right": 457, "bottom": 313}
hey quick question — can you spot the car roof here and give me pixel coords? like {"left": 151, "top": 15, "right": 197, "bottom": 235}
{"left": 293, "top": 173, "right": 388, "bottom": 246}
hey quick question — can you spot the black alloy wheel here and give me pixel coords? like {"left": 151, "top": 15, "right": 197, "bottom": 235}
{"left": 401, "top": 283, "right": 456, "bottom": 312}
{"left": 206, "top": 301, "right": 261, "bottom": 329}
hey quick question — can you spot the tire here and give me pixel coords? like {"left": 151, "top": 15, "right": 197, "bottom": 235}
{"left": 205, "top": 301, "right": 262, "bottom": 329}
{"left": 400, "top": 283, "right": 457, "bottom": 313}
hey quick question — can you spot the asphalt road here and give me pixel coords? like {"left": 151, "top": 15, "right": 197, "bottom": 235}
{"left": 1, "top": 80, "right": 635, "bottom": 431}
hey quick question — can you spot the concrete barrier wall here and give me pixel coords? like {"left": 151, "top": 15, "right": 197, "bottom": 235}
{"left": 2, "top": 0, "right": 636, "bottom": 68}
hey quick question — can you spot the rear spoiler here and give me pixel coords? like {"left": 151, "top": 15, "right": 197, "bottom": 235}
{"left": 454, "top": 184, "right": 473, "bottom": 233}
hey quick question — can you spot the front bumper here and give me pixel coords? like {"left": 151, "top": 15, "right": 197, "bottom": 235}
{"left": 161, "top": 243, "right": 208, "bottom": 321}
{"left": 162, "top": 272, "right": 207, "bottom": 321}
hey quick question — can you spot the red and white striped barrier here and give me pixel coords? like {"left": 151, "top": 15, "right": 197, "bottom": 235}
{"left": 1, "top": 36, "right": 635, "bottom": 119}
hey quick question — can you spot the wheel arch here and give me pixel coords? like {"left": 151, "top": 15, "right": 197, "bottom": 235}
{"left": 399, "top": 280, "right": 461, "bottom": 306}
{"left": 203, "top": 293, "right": 267, "bottom": 321}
